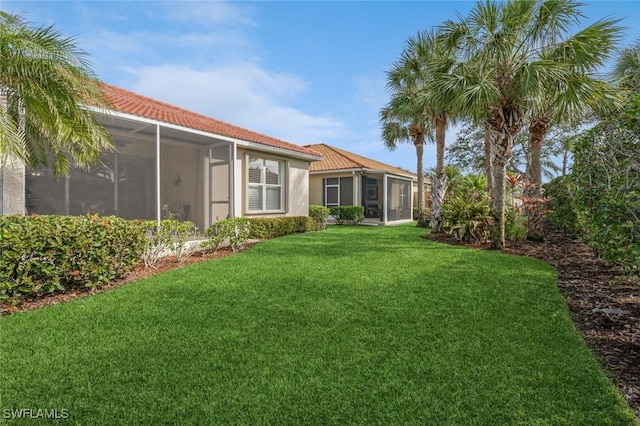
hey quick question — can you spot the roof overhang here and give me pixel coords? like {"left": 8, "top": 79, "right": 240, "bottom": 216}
{"left": 88, "top": 106, "right": 323, "bottom": 163}
{"left": 310, "top": 168, "right": 417, "bottom": 181}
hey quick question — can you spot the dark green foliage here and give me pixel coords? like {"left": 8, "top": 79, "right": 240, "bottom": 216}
{"left": 308, "top": 205, "right": 331, "bottom": 230}
{"left": 569, "top": 122, "right": 640, "bottom": 272}
{"left": 544, "top": 176, "right": 580, "bottom": 236}
{"left": 329, "top": 205, "right": 364, "bottom": 225}
{"left": 247, "top": 216, "right": 315, "bottom": 239}
{"left": 0, "top": 215, "right": 145, "bottom": 303}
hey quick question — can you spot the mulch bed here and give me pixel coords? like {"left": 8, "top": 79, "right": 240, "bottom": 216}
{"left": 2, "top": 232, "right": 638, "bottom": 418}
{"left": 426, "top": 229, "right": 640, "bottom": 419}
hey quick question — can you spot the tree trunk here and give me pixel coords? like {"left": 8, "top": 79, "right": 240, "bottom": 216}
{"left": 431, "top": 116, "right": 447, "bottom": 233}
{"left": 488, "top": 105, "right": 520, "bottom": 250}
{"left": 431, "top": 173, "right": 448, "bottom": 232}
{"left": 414, "top": 140, "right": 428, "bottom": 228}
{"left": 490, "top": 132, "right": 512, "bottom": 249}
{"left": 526, "top": 116, "right": 550, "bottom": 242}
{"left": 484, "top": 126, "right": 493, "bottom": 195}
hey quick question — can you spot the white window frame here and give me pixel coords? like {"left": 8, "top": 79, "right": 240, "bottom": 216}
{"left": 247, "top": 155, "right": 285, "bottom": 213}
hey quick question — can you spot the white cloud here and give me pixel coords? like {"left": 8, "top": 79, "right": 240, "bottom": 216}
{"left": 162, "top": 1, "right": 257, "bottom": 27}
{"left": 126, "top": 64, "right": 345, "bottom": 146}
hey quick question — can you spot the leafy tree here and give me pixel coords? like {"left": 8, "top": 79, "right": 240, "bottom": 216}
{"left": 447, "top": 121, "right": 569, "bottom": 179}
{"left": 0, "top": 11, "right": 113, "bottom": 176}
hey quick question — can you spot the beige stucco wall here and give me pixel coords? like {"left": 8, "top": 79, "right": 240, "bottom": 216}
{"left": 309, "top": 175, "right": 324, "bottom": 206}
{"left": 1, "top": 157, "right": 25, "bottom": 215}
{"left": 287, "top": 159, "right": 310, "bottom": 216}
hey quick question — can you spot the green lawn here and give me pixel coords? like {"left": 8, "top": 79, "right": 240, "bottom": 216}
{"left": 0, "top": 224, "right": 635, "bottom": 425}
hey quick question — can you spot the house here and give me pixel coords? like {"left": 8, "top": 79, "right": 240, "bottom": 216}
{"left": 0, "top": 84, "right": 322, "bottom": 232}
{"left": 305, "top": 143, "right": 431, "bottom": 225}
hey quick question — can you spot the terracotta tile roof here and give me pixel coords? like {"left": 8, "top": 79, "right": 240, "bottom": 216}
{"left": 101, "top": 83, "right": 322, "bottom": 158}
{"left": 305, "top": 143, "right": 417, "bottom": 179}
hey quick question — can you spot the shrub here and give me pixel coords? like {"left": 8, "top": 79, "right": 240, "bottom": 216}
{"left": 141, "top": 221, "right": 173, "bottom": 268}
{"left": 442, "top": 195, "right": 492, "bottom": 243}
{"left": 204, "top": 218, "right": 251, "bottom": 253}
{"left": 141, "top": 220, "right": 200, "bottom": 267}
{"left": 0, "top": 214, "right": 146, "bottom": 303}
{"left": 309, "top": 205, "right": 331, "bottom": 230}
{"left": 248, "top": 216, "right": 314, "bottom": 239}
{"left": 569, "top": 121, "right": 640, "bottom": 272}
{"left": 165, "top": 220, "right": 200, "bottom": 262}
{"left": 329, "top": 206, "right": 364, "bottom": 225}
{"left": 544, "top": 176, "right": 580, "bottom": 236}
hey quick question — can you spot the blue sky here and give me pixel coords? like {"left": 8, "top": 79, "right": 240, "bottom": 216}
{"left": 3, "top": 1, "right": 640, "bottom": 172}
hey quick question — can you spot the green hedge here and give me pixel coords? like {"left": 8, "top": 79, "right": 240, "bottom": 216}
{"left": 247, "top": 216, "right": 314, "bottom": 239}
{"left": 0, "top": 215, "right": 146, "bottom": 303}
{"left": 329, "top": 206, "right": 364, "bottom": 225}
{"left": 309, "top": 205, "right": 331, "bottom": 230}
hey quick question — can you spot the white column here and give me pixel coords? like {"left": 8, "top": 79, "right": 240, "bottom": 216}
{"left": 156, "top": 124, "right": 161, "bottom": 225}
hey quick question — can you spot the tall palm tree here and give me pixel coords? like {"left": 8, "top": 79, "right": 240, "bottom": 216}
{"left": 433, "top": 0, "right": 619, "bottom": 249}
{"left": 0, "top": 11, "right": 113, "bottom": 177}
{"left": 387, "top": 29, "right": 456, "bottom": 233}
{"left": 380, "top": 53, "right": 432, "bottom": 228}
{"left": 525, "top": 18, "right": 623, "bottom": 241}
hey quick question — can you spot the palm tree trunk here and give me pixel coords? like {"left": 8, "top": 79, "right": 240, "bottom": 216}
{"left": 431, "top": 117, "right": 447, "bottom": 233}
{"left": 414, "top": 140, "right": 428, "bottom": 228}
{"left": 526, "top": 117, "right": 550, "bottom": 242}
{"left": 490, "top": 131, "right": 512, "bottom": 249}
{"left": 484, "top": 126, "right": 493, "bottom": 194}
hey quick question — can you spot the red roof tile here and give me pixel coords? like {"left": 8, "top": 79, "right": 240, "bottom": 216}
{"left": 101, "top": 83, "right": 322, "bottom": 158}
{"left": 305, "top": 143, "right": 417, "bottom": 179}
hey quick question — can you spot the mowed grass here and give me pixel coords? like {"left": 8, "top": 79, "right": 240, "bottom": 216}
{"left": 0, "top": 224, "right": 635, "bottom": 425}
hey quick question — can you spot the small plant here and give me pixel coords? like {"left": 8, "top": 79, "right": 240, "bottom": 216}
{"left": 309, "top": 205, "right": 331, "bottom": 230}
{"left": 442, "top": 194, "right": 492, "bottom": 243}
{"left": 329, "top": 206, "right": 364, "bottom": 225}
{"left": 204, "top": 218, "right": 251, "bottom": 253}
{"left": 165, "top": 220, "right": 200, "bottom": 262}
{"left": 141, "top": 221, "right": 171, "bottom": 268}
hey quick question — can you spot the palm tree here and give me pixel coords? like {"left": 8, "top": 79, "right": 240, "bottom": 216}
{"left": 0, "top": 11, "right": 113, "bottom": 177}
{"left": 613, "top": 39, "right": 640, "bottom": 92}
{"left": 433, "top": 0, "right": 621, "bottom": 249}
{"left": 525, "top": 18, "right": 623, "bottom": 241}
{"left": 387, "top": 29, "right": 456, "bottom": 233}
{"left": 380, "top": 54, "right": 432, "bottom": 228}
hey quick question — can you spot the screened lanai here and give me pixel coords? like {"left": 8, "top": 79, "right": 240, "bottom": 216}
{"left": 25, "top": 114, "right": 234, "bottom": 232}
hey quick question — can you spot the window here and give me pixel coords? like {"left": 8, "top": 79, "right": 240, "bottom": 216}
{"left": 248, "top": 156, "right": 284, "bottom": 212}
